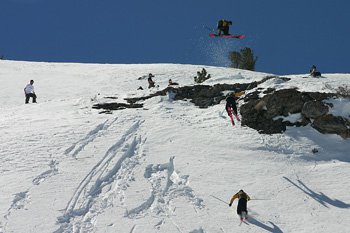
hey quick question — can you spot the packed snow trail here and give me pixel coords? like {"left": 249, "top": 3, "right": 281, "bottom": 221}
{"left": 56, "top": 120, "right": 144, "bottom": 232}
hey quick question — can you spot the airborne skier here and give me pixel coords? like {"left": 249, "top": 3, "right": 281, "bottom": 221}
{"left": 217, "top": 19, "right": 232, "bottom": 36}
{"left": 208, "top": 19, "right": 244, "bottom": 39}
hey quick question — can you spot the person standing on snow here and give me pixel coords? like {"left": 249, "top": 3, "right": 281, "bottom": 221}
{"left": 229, "top": 189, "right": 251, "bottom": 221}
{"left": 24, "top": 80, "right": 37, "bottom": 104}
{"left": 147, "top": 73, "right": 156, "bottom": 88}
{"left": 309, "top": 65, "right": 321, "bottom": 77}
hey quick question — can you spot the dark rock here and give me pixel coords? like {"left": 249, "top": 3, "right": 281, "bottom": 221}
{"left": 92, "top": 102, "right": 143, "bottom": 110}
{"left": 242, "top": 90, "right": 261, "bottom": 102}
{"left": 240, "top": 100, "right": 286, "bottom": 134}
{"left": 263, "top": 88, "right": 275, "bottom": 94}
{"left": 262, "top": 89, "right": 304, "bottom": 118}
{"left": 302, "top": 101, "right": 329, "bottom": 119}
{"left": 304, "top": 92, "right": 338, "bottom": 101}
{"left": 312, "top": 114, "right": 350, "bottom": 139}
{"left": 92, "top": 74, "right": 349, "bottom": 139}
{"left": 240, "top": 88, "right": 341, "bottom": 135}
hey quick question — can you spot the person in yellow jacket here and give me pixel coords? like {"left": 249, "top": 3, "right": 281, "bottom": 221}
{"left": 229, "top": 189, "right": 251, "bottom": 221}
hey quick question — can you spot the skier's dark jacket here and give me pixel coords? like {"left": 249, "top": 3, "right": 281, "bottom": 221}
{"left": 225, "top": 95, "right": 237, "bottom": 115}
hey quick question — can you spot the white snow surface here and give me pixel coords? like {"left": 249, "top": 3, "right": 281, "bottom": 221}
{"left": 0, "top": 60, "right": 350, "bottom": 233}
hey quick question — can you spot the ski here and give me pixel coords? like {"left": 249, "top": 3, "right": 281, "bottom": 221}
{"left": 239, "top": 212, "right": 249, "bottom": 225}
{"left": 229, "top": 113, "right": 235, "bottom": 126}
{"left": 228, "top": 108, "right": 240, "bottom": 127}
{"left": 209, "top": 33, "right": 245, "bottom": 39}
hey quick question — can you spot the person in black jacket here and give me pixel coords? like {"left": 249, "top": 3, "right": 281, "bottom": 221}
{"left": 217, "top": 19, "right": 232, "bottom": 36}
{"left": 225, "top": 92, "right": 238, "bottom": 116}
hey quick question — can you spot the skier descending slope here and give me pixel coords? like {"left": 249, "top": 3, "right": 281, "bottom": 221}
{"left": 225, "top": 92, "right": 241, "bottom": 126}
{"left": 229, "top": 189, "right": 251, "bottom": 221}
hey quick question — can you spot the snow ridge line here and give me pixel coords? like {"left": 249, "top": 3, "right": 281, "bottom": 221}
{"left": 64, "top": 117, "right": 118, "bottom": 158}
{"left": 55, "top": 120, "right": 143, "bottom": 231}
{"left": 126, "top": 156, "right": 204, "bottom": 219}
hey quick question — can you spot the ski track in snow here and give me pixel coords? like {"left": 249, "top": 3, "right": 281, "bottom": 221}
{"left": 126, "top": 156, "right": 204, "bottom": 221}
{"left": 55, "top": 120, "right": 145, "bottom": 233}
{"left": 32, "top": 160, "right": 59, "bottom": 185}
{"left": 64, "top": 117, "right": 118, "bottom": 158}
{"left": 33, "top": 117, "right": 118, "bottom": 186}
{"left": 5, "top": 191, "right": 29, "bottom": 219}
{"left": 1, "top": 191, "right": 30, "bottom": 231}
{"left": 0, "top": 118, "right": 121, "bottom": 233}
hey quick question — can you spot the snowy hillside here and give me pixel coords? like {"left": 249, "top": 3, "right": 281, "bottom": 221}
{"left": 0, "top": 60, "right": 350, "bottom": 233}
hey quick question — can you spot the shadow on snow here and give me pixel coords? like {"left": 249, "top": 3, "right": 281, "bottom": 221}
{"left": 247, "top": 217, "right": 283, "bottom": 233}
{"left": 283, "top": 176, "right": 350, "bottom": 209}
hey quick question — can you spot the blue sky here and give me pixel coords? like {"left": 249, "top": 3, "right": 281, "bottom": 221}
{"left": 0, "top": 0, "right": 349, "bottom": 74}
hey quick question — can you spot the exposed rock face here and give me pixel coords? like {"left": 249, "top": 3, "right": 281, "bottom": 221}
{"left": 125, "top": 83, "right": 254, "bottom": 108}
{"left": 302, "top": 101, "right": 329, "bottom": 119}
{"left": 240, "top": 88, "right": 350, "bottom": 138}
{"left": 263, "top": 89, "right": 305, "bottom": 118}
{"left": 92, "top": 102, "right": 143, "bottom": 111}
{"left": 312, "top": 115, "right": 350, "bottom": 138}
{"left": 92, "top": 75, "right": 350, "bottom": 138}
{"left": 240, "top": 99, "right": 286, "bottom": 134}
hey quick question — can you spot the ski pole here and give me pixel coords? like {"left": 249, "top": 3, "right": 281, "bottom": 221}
{"left": 210, "top": 195, "right": 228, "bottom": 204}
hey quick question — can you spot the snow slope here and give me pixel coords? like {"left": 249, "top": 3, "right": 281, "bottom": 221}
{"left": 0, "top": 60, "right": 350, "bottom": 233}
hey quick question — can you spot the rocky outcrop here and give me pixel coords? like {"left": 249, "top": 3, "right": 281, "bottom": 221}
{"left": 92, "top": 75, "right": 350, "bottom": 138}
{"left": 92, "top": 102, "right": 143, "bottom": 111}
{"left": 240, "top": 88, "right": 350, "bottom": 138}
{"left": 125, "top": 83, "right": 254, "bottom": 108}
{"left": 302, "top": 101, "right": 329, "bottom": 119}
{"left": 312, "top": 115, "right": 350, "bottom": 138}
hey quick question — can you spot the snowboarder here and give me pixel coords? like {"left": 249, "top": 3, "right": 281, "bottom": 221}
{"left": 24, "top": 80, "right": 37, "bottom": 104}
{"left": 217, "top": 19, "right": 232, "bottom": 36}
{"left": 310, "top": 65, "right": 321, "bottom": 77}
{"left": 229, "top": 189, "right": 251, "bottom": 221}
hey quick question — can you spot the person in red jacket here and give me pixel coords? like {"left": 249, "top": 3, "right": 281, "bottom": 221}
{"left": 229, "top": 189, "right": 251, "bottom": 221}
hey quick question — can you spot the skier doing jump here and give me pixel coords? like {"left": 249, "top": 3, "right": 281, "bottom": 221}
{"left": 217, "top": 19, "right": 232, "bottom": 36}
{"left": 229, "top": 189, "right": 251, "bottom": 221}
